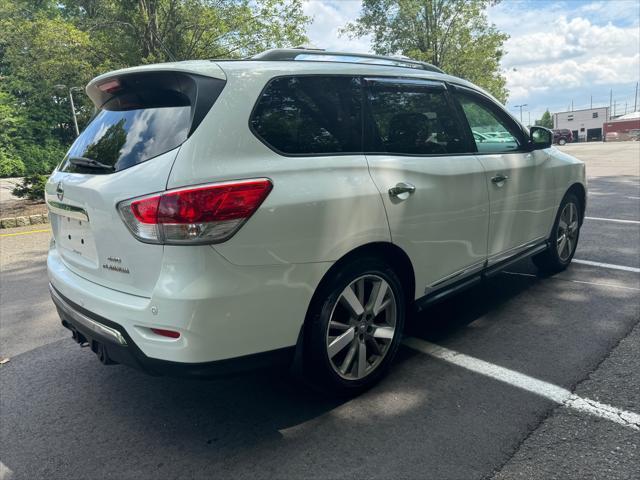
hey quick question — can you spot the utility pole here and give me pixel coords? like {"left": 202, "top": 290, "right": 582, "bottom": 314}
{"left": 635, "top": 82, "right": 638, "bottom": 112}
{"left": 609, "top": 89, "right": 613, "bottom": 117}
{"left": 54, "top": 84, "right": 82, "bottom": 137}
{"left": 613, "top": 100, "right": 617, "bottom": 117}
{"left": 571, "top": 100, "right": 574, "bottom": 111}
{"left": 590, "top": 95, "right": 592, "bottom": 109}
{"left": 68, "top": 89, "right": 79, "bottom": 136}
{"left": 514, "top": 104, "right": 527, "bottom": 123}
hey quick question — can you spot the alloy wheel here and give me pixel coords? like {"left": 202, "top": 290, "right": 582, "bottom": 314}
{"left": 325, "top": 275, "right": 397, "bottom": 380}
{"left": 557, "top": 202, "right": 579, "bottom": 261}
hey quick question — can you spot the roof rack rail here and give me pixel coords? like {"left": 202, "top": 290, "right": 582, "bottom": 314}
{"left": 250, "top": 48, "right": 445, "bottom": 74}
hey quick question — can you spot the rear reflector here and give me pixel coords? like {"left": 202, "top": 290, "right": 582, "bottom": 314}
{"left": 118, "top": 179, "right": 272, "bottom": 244}
{"left": 151, "top": 328, "right": 181, "bottom": 339}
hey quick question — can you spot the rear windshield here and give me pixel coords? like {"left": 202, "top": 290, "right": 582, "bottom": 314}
{"left": 59, "top": 73, "right": 225, "bottom": 174}
{"left": 60, "top": 92, "right": 191, "bottom": 174}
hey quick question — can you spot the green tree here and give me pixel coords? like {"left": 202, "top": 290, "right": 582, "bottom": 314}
{"left": 535, "top": 109, "right": 553, "bottom": 129}
{"left": 0, "top": 1, "right": 101, "bottom": 175}
{"left": 0, "top": 90, "right": 26, "bottom": 176}
{"left": 0, "top": 0, "right": 310, "bottom": 180}
{"left": 61, "top": 0, "right": 309, "bottom": 64}
{"left": 344, "top": 0, "right": 509, "bottom": 103}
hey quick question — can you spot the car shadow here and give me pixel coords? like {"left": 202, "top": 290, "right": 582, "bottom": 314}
{"left": 405, "top": 258, "right": 537, "bottom": 343}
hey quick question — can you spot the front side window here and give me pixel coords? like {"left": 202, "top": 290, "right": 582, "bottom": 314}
{"left": 455, "top": 93, "right": 522, "bottom": 153}
{"left": 366, "top": 82, "right": 465, "bottom": 155}
{"left": 250, "top": 76, "right": 362, "bottom": 155}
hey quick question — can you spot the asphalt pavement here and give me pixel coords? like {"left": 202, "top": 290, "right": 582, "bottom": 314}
{"left": 0, "top": 142, "right": 638, "bottom": 480}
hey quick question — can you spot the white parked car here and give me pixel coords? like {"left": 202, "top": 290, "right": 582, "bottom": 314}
{"left": 47, "top": 49, "right": 586, "bottom": 394}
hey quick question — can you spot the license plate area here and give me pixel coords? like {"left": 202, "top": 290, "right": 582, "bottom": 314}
{"left": 55, "top": 214, "right": 99, "bottom": 266}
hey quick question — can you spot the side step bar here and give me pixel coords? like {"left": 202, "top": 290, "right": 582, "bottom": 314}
{"left": 415, "top": 241, "right": 549, "bottom": 311}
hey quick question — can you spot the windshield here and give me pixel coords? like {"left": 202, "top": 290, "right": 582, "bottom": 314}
{"left": 60, "top": 93, "right": 191, "bottom": 174}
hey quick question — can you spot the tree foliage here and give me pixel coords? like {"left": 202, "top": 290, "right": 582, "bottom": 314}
{"left": 535, "top": 109, "right": 553, "bottom": 129}
{"left": 12, "top": 174, "right": 48, "bottom": 200}
{"left": 0, "top": 0, "right": 309, "bottom": 179}
{"left": 344, "top": 0, "right": 509, "bottom": 103}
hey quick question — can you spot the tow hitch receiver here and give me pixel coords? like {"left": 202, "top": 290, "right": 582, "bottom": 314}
{"left": 62, "top": 318, "right": 118, "bottom": 365}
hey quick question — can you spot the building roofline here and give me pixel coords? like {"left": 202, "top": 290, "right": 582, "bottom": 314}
{"left": 554, "top": 106, "right": 610, "bottom": 115}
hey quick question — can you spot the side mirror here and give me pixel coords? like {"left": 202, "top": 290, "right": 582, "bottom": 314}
{"left": 530, "top": 126, "right": 552, "bottom": 150}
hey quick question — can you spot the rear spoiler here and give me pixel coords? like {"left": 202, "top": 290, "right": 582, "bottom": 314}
{"left": 86, "top": 61, "right": 226, "bottom": 107}
{"left": 85, "top": 67, "right": 226, "bottom": 137}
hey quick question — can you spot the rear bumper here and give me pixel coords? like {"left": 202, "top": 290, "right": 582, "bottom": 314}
{"left": 48, "top": 244, "right": 331, "bottom": 365}
{"left": 50, "top": 283, "right": 294, "bottom": 377}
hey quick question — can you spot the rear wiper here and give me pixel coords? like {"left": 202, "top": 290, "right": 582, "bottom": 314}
{"left": 68, "top": 156, "right": 115, "bottom": 172}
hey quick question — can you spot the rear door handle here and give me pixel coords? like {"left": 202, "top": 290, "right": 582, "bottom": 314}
{"left": 491, "top": 174, "right": 509, "bottom": 184}
{"left": 388, "top": 182, "right": 416, "bottom": 198}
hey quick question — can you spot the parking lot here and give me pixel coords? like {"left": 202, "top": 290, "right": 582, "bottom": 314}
{"left": 1, "top": 142, "right": 638, "bottom": 480}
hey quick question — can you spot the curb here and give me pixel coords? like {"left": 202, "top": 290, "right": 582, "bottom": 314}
{"left": 0, "top": 214, "right": 49, "bottom": 229}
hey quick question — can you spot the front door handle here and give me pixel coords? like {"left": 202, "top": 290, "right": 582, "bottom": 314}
{"left": 389, "top": 182, "right": 416, "bottom": 198}
{"left": 491, "top": 174, "right": 509, "bottom": 184}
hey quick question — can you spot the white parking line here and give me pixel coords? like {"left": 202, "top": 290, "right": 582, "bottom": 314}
{"left": 585, "top": 216, "right": 640, "bottom": 224}
{"left": 627, "top": 196, "right": 640, "bottom": 200}
{"left": 403, "top": 337, "right": 640, "bottom": 431}
{"left": 573, "top": 259, "right": 640, "bottom": 273}
{"left": 503, "top": 271, "right": 640, "bottom": 291}
{"left": 564, "top": 279, "right": 640, "bottom": 291}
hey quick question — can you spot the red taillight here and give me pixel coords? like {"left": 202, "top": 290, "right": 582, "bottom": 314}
{"left": 119, "top": 179, "right": 272, "bottom": 244}
{"left": 131, "top": 196, "right": 160, "bottom": 224}
{"left": 157, "top": 180, "right": 272, "bottom": 224}
{"left": 151, "top": 328, "right": 180, "bottom": 339}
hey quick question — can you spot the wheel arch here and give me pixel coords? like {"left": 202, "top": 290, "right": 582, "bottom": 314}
{"left": 566, "top": 182, "right": 587, "bottom": 225}
{"left": 292, "top": 241, "right": 415, "bottom": 371}
{"left": 310, "top": 242, "right": 416, "bottom": 312}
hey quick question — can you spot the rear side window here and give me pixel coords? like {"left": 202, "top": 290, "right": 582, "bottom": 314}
{"left": 250, "top": 76, "right": 362, "bottom": 155}
{"left": 60, "top": 73, "right": 224, "bottom": 174}
{"left": 366, "top": 81, "right": 466, "bottom": 155}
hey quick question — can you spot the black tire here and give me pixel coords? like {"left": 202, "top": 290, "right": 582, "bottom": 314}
{"left": 303, "top": 256, "right": 406, "bottom": 396}
{"left": 558, "top": 138, "right": 567, "bottom": 146}
{"left": 533, "top": 192, "right": 581, "bottom": 274}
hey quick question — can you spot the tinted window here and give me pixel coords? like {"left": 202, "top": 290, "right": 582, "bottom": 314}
{"left": 456, "top": 93, "right": 522, "bottom": 153}
{"left": 366, "top": 82, "right": 465, "bottom": 155}
{"left": 61, "top": 90, "right": 193, "bottom": 174}
{"left": 250, "top": 76, "right": 362, "bottom": 155}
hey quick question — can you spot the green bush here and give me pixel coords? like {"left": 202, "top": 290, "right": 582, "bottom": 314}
{"left": 16, "top": 143, "right": 66, "bottom": 175}
{"left": 0, "top": 150, "right": 26, "bottom": 177}
{"left": 12, "top": 174, "right": 48, "bottom": 201}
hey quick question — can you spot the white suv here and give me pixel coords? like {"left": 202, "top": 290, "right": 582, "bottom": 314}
{"left": 47, "top": 49, "right": 586, "bottom": 394}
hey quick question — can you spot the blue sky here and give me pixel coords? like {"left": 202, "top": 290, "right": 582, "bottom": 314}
{"left": 301, "top": 0, "right": 640, "bottom": 124}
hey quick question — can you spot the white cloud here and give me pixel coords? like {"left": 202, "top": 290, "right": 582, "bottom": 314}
{"left": 302, "top": 0, "right": 372, "bottom": 52}
{"left": 488, "top": 1, "right": 640, "bottom": 119}
{"left": 302, "top": 1, "right": 640, "bottom": 120}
